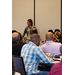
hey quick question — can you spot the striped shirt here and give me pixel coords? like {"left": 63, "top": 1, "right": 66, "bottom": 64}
{"left": 21, "top": 42, "right": 53, "bottom": 75}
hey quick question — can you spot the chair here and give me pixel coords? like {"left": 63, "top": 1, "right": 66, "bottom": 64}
{"left": 13, "top": 55, "right": 27, "bottom": 75}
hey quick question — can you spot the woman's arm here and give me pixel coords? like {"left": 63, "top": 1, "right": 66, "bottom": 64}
{"left": 23, "top": 26, "right": 28, "bottom": 37}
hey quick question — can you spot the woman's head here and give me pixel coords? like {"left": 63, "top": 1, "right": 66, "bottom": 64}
{"left": 55, "top": 31, "right": 62, "bottom": 39}
{"left": 27, "top": 19, "right": 33, "bottom": 26}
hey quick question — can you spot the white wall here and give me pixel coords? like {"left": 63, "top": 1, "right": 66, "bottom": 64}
{"left": 12, "top": 0, "right": 61, "bottom": 40}
{"left": 12, "top": 0, "right": 34, "bottom": 35}
{"left": 35, "top": 0, "right": 61, "bottom": 41}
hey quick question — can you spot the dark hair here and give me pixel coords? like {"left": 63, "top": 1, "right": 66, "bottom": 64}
{"left": 48, "top": 29, "right": 53, "bottom": 34}
{"left": 31, "top": 28, "right": 38, "bottom": 34}
{"left": 54, "top": 29, "right": 60, "bottom": 33}
{"left": 12, "top": 30, "right": 17, "bottom": 33}
{"left": 28, "top": 19, "right": 33, "bottom": 26}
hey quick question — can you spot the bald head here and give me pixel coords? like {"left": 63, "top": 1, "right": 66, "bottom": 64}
{"left": 30, "top": 34, "right": 40, "bottom": 46}
{"left": 46, "top": 32, "right": 53, "bottom": 41}
{"left": 12, "top": 32, "right": 20, "bottom": 42}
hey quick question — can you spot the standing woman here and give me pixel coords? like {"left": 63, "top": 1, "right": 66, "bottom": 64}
{"left": 23, "top": 19, "right": 37, "bottom": 39}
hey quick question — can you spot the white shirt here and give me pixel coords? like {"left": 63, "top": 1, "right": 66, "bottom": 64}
{"left": 27, "top": 28, "right": 31, "bottom": 39}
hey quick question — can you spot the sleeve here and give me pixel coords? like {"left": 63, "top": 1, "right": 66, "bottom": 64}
{"left": 47, "top": 71, "right": 51, "bottom": 75}
{"left": 36, "top": 47, "right": 53, "bottom": 63}
{"left": 23, "top": 27, "right": 27, "bottom": 37}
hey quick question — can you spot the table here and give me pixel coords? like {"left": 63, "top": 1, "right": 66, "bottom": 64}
{"left": 38, "top": 58, "right": 61, "bottom": 71}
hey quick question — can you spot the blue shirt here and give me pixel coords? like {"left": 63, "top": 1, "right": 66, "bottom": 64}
{"left": 21, "top": 42, "right": 53, "bottom": 75}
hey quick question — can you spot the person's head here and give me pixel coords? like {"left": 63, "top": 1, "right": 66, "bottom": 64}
{"left": 55, "top": 31, "right": 62, "bottom": 39}
{"left": 12, "top": 30, "right": 17, "bottom": 33}
{"left": 48, "top": 29, "right": 53, "bottom": 34}
{"left": 12, "top": 32, "right": 20, "bottom": 43}
{"left": 31, "top": 28, "right": 38, "bottom": 34}
{"left": 30, "top": 34, "right": 40, "bottom": 46}
{"left": 46, "top": 32, "right": 53, "bottom": 41}
{"left": 54, "top": 29, "right": 60, "bottom": 33}
{"left": 12, "top": 56, "right": 15, "bottom": 75}
{"left": 60, "top": 45, "right": 62, "bottom": 56}
{"left": 27, "top": 19, "right": 33, "bottom": 26}
{"left": 18, "top": 32, "right": 23, "bottom": 41}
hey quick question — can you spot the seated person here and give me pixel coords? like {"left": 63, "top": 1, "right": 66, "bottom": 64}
{"left": 12, "top": 30, "right": 17, "bottom": 33}
{"left": 48, "top": 29, "right": 55, "bottom": 42}
{"left": 48, "top": 29, "right": 53, "bottom": 34}
{"left": 18, "top": 32, "right": 26, "bottom": 44}
{"left": 12, "top": 32, "right": 24, "bottom": 56}
{"left": 48, "top": 45, "right": 62, "bottom": 75}
{"left": 54, "top": 29, "right": 60, "bottom": 33}
{"left": 12, "top": 56, "right": 21, "bottom": 75}
{"left": 24, "top": 28, "right": 38, "bottom": 44}
{"left": 31, "top": 28, "right": 38, "bottom": 34}
{"left": 21, "top": 34, "right": 53, "bottom": 75}
{"left": 54, "top": 31, "right": 62, "bottom": 44}
{"left": 41, "top": 32, "right": 61, "bottom": 56}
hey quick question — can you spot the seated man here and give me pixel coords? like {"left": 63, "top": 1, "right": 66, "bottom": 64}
{"left": 48, "top": 45, "right": 62, "bottom": 75}
{"left": 48, "top": 29, "right": 55, "bottom": 42}
{"left": 12, "top": 32, "right": 24, "bottom": 56}
{"left": 48, "top": 29, "right": 53, "bottom": 34}
{"left": 41, "top": 32, "right": 61, "bottom": 56}
{"left": 21, "top": 34, "right": 53, "bottom": 75}
{"left": 31, "top": 28, "right": 38, "bottom": 34}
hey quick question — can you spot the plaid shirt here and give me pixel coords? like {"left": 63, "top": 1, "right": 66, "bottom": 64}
{"left": 21, "top": 42, "right": 53, "bottom": 75}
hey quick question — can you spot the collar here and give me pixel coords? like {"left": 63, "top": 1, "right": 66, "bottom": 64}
{"left": 46, "top": 40, "right": 53, "bottom": 44}
{"left": 29, "top": 41, "right": 36, "bottom": 46}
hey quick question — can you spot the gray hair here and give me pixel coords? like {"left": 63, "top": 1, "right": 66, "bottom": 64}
{"left": 12, "top": 33, "right": 20, "bottom": 42}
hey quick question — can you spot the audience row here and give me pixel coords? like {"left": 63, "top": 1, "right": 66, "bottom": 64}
{"left": 12, "top": 28, "right": 62, "bottom": 75}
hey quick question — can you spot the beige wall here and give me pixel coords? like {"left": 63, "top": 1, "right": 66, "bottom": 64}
{"left": 12, "top": 0, "right": 34, "bottom": 35}
{"left": 12, "top": 0, "right": 61, "bottom": 40}
{"left": 35, "top": 0, "right": 61, "bottom": 41}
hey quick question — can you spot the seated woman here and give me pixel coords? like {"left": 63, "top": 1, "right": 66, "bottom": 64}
{"left": 54, "top": 31, "right": 62, "bottom": 44}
